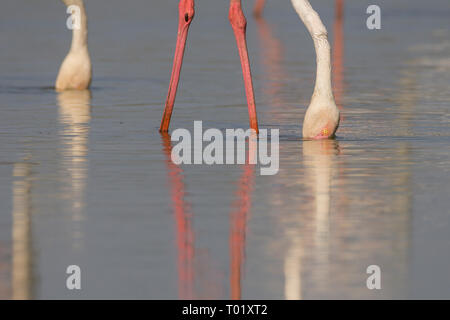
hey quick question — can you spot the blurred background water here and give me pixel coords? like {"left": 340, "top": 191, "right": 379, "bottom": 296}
{"left": 0, "top": 0, "right": 449, "bottom": 299}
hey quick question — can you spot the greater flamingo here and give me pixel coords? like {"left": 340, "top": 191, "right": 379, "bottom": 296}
{"left": 161, "top": 0, "right": 339, "bottom": 139}
{"left": 55, "top": 0, "right": 92, "bottom": 91}
{"left": 256, "top": 0, "right": 340, "bottom": 139}
{"left": 292, "top": 0, "right": 340, "bottom": 138}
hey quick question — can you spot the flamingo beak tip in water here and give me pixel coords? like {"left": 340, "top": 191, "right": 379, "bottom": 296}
{"left": 314, "top": 114, "right": 340, "bottom": 140}
{"left": 312, "top": 126, "right": 338, "bottom": 140}
{"left": 302, "top": 98, "right": 340, "bottom": 140}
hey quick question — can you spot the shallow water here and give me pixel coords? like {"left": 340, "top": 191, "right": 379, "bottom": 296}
{"left": 1, "top": 0, "right": 450, "bottom": 299}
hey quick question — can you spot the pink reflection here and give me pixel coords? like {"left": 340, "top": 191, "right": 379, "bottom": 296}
{"left": 256, "top": 15, "right": 289, "bottom": 121}
{"left": 162, "top": 133, "right": 256, "bottom": 300}
{"left": 161, "top": 133, "right": 195, "bottom": 299}
{"left": 230, "top": 137, "right": 256, "bottom": 299}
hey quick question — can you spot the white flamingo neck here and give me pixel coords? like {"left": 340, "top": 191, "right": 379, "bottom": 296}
{"left": 291, "top": 0, "right": 333, "bottom": 101}
{"left": 312, "top": 36, "right": 333, "bottom": 100}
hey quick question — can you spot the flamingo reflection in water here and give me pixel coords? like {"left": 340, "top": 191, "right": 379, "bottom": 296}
{"left": 161, "top": 134, "right": 256, "bottom": 299}
{"left": 11, "top": 160, "right": 33, "bottom": 300}
{"left": 57, "top": 90, "right": 91, "bottom": 250}
{"left": 254, "top": 0, "right": 346, "bottom": 299}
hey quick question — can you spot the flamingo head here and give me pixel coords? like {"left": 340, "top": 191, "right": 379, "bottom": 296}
{"left": 302, "top": 97, "right": 340, "bottom": 140}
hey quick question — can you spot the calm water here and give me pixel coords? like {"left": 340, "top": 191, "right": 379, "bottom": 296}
{"left": 1, "top": 0, "right": 450, "bottom": 299}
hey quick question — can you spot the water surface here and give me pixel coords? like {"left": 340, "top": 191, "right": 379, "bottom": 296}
{"left": 0, "top": 0, "right": 450, "bottom": 299}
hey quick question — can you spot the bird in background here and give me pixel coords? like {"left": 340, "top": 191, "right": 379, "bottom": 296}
{"left": 55, "top": 0, "right": 92, "bottom": 91}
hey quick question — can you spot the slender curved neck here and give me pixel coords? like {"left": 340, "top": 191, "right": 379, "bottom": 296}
{"left": 312, "top": 35, "right": 333, "bottom": 99}
{"left": 69, "top": 3, "right": 88, "bottom": 52}
{"left": 291, "top": 0, "right": 333, "bottom": 99}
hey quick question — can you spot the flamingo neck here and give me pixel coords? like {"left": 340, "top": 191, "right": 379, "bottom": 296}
{"left": 69, "top": 3, "right": 88, "bottom": 52}
{"left": 312, "top": 36, "right": 333, "bottom": 100}
{"left": 291, "top": 0, "right": 334, "bottom": 100}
